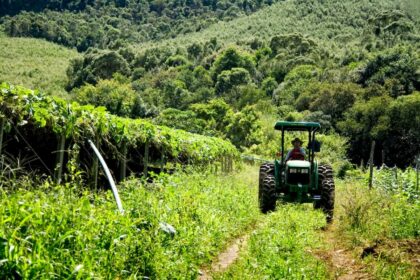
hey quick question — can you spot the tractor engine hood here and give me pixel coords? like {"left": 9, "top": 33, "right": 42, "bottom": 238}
{"left": 286, "top": 160, "right": 310, "bottom": 168}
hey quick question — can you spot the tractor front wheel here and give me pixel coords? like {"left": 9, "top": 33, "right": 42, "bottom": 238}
{"left": 315, "top": 165, "right": 335, "bottom": 223}
{"left": 259, "top": 163, "right": 276, "bottom": 213}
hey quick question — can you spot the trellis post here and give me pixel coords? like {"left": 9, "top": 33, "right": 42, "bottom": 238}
{"left": 381, "top": 149, "right": 385, "bottom": 166}
{"left": 143, "top": 140, "right": 149, "bottom": 176}
{"left": 54, "top": 132, "right": 66, "bottom": 184}
{"left": 0, "top": 118, "right": 5, "bottom": 168}
{"left": 160, "top": 148, "right": 165, "bottom": 172}
{"left": 416, "top": 155, "right": 419, "bottom": 191}
{"left": 368, "top": 140, "right": 375, "bottom": 190}
{"left": 119, "top": 141, "right": 127, "bottom": 181}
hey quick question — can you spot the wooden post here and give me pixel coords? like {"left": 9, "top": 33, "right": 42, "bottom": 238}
{"left": 222, "top": 157, "right": 226, "bottom": 173}
{"left": 143, "top": 141, "right": 149, "bottom": 177}
{"left": 360, "top": 159, "right": 364, "bottom": 171}
{"left": 0, "top": 118, "right": 5, "bottom": 168}
{"left": 226, "top": 157, "right": 230, "bottom": 173}
{"left": 416, "top": 155, "right": 419, "bottom": 191}
{"left": 55, "top": 133, "right": 66, "bottom": 184}
{"left": 160, "top": 148, "right": 165, "bottom": 172}
{"left": 368, "top": 140, "right": 375, "bottom": 190}
{"left": 381, "top": 149, "right": 385, "bottom": 166}
{"left": 394, "top": 166, "right": 398, "bottom": 181}
{"left": 119, "top": 141, "right": 127, "bottom": 181}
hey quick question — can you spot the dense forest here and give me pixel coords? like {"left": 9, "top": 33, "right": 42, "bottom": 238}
{"left": 1, "top": 0, "right": 419, "bottom": 168}
{"left": 1, "top": 0, "right": 281, "bottom": 51}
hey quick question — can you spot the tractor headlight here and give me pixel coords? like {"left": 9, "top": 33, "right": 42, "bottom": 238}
{"left": 301, "top": 169, "right": 309, "bottom": 174}
{"left": 289, "top": 168, "right": 297, "bottom": 173}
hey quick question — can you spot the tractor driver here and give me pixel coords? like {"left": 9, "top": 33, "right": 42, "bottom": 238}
{"left": 285, "top": 138, "right": 306, "bottom": 161}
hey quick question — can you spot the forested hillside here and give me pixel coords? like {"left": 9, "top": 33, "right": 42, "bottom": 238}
{"left": 1, "top": 0, "right": 419, "bottom": 167}
{"left": 0, "top": 0, "right": 282, "bottom": 51}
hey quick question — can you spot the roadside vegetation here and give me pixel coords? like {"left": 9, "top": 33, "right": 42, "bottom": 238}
{"left": 214, "top": 205, "right": 328, "bottom": 279}
{"left": 0, "top": 167, "right": 259, "bottom": 279}
{"left": 334, "top": 167, "right": 419, "bottom": 279}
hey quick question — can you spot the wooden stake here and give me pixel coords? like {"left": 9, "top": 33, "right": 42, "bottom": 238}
{"left": 221, "top": 157, "right": 225, "bottom": 173}
{"left": 143, "top": 141, "right": 149, "bottom": 176}
{"left": 0, "top": 118, "right": 5, "bottom": 168}
{"left": 160, "top": 148, "right": 165, "bottom": 172}
{"left": 55, "top": 133, "right": 66, "bottom": 184}
{"left": 368, "top": 140, "right": 375, "bottom": 190}
{"left": 381, "top": 149, "right": 385, "bottom": 166}
{"left": 416, "top": 155, "right": 419, "bottom": 191}
{"left": 119, "top": 141, "right": 127, "bottom": 181}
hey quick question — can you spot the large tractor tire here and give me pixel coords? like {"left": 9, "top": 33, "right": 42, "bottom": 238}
{"left": 315, "top": 165, "right": 335, "bottom": 223}
{"left": 259, "top": 163, "right": 276, "bottom": 213}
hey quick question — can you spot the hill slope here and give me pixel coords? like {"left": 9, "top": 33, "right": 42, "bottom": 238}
{"left": 137, "top": 0, "right": 418, "bottom": 51}
{"left": 0, "top": 34, "right": 79, "bottom": 97}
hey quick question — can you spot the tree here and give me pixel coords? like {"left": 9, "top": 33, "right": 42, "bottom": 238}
{"left": 212, "top": 47, "right": 256, "bottom": 79}
{"left": 73, "top": 78, "right": 154, "bottom": 118}
{"left": 385, "top": 92, "right": 420, "bottom": 166}
{"left": 155, "top": 108, "right": 206, "bottom": 134}
{"left": 66, "top": 49, "right": 130, "bottom": 90}
{"left": 359, "top": 46, "right": 419, "bottom": 96}
{"left": 306, "top": 82, "right": 363, "bottom": 124}
{"left": 275, "top": 65, "right": 321, "bottom": 105}
{"left": 338, "top": 95, "right": 393, "bottom": 166}
{"left": 215, "top": 67, "right": 251, "bottom": 95}
{"left": 270, "top": 33, "right": 317, "bottom": 56}
{"left": 225, "top": 105, "right": 262, "bottom": 148}
{"left": 261, "top": 77, "right": 278, "bottom": 97}
{"left": 190, "top": 99, "right": 233, "bottom": 136}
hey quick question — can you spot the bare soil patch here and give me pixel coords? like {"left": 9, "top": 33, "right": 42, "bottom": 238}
{"left": 198, "top": 235, "right": 249, "bottom": 280}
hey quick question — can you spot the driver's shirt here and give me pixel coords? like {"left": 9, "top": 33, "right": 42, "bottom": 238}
{"left": 286, "top": 147, "right": 306, "bottom": 161}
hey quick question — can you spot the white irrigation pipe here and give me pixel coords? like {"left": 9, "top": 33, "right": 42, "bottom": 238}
{"left": 88, "top": 139, "right": 124, "bottom": 214}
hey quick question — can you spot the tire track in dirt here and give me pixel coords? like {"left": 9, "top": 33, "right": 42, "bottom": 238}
{"left": 198, "top": 234, "right": 249, "bottom": 280}
{"left": 313, "top": 226, "right": 372, "bottom": 280}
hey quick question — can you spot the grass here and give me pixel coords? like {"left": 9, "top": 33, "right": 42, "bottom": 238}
{"left": 214, "top": 204, "right": 328, "bottom": 279}
{"left": 333, "top": 169, "right": 420, "bottom": 279}
{"left": 0, "top": 166, "right": 260, "bottom": 279}
{"left": 0, "top": 33, "right": 79, "bottom": 98}
{"left": 0, "top": 155, "right": 418, "bottom": 279}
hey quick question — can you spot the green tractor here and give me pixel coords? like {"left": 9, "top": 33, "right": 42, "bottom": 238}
{"left": 259, "top": 121, "right": 335, "bottom": 222}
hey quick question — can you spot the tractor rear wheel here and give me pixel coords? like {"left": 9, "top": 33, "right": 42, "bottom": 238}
{"left": 315, "top": 165, "right": 335, "bottom": 223}
{"left": 259, "top": 163, "right": 276, "bottom": 213}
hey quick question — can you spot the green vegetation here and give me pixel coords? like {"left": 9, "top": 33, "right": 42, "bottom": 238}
{"left": 135, "top": 0, "right": 419, "bottom": 52}
{"left": 55, "top": 0, "right": 419, "bottom": 166}
{"left": 1, "top": 0, "right": 283, "bottom": 51}
{"left": 1, "top": 0, "right": 419, "bottom": 166}
{"left": 0, "top": 34, "right": 79, "bottom": 97}
{"left": 0, "top": 83, "right": 237, "bottom": 184}
{"left": 338, "top": 168, "right": 419, "bottom": 242}
{"left": 335, "top": 168, "right": 419, "bottom": 278}
{"left": 0, "top": 168, "right": 259, "bottom": 278}
{"left": 215, "top": 205, "right": 328, "bottom": 279}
